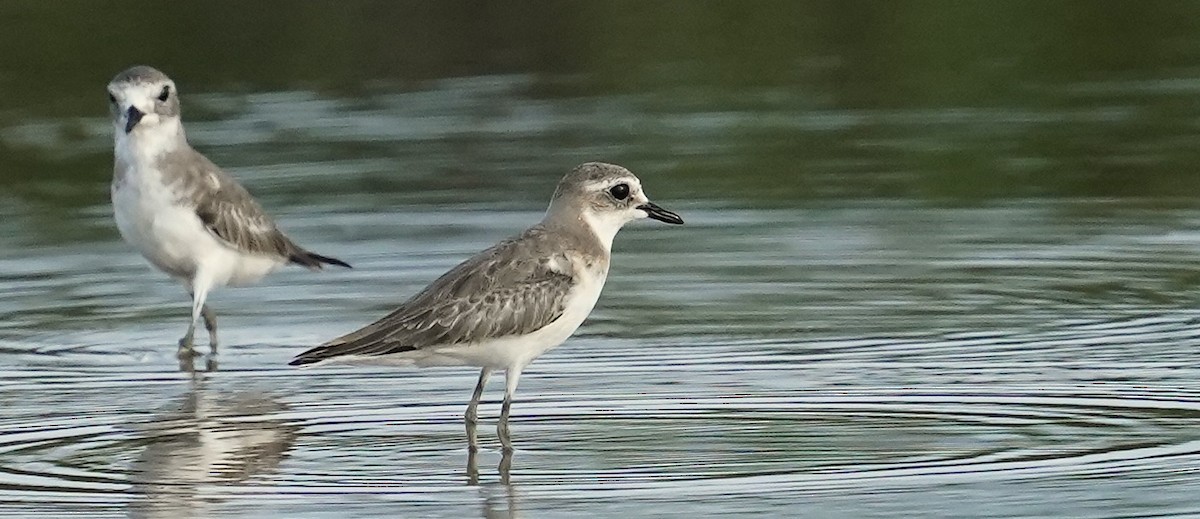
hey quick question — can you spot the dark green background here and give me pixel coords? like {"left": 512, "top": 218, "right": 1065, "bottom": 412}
{"left": 3, "top": 0, "right": 1200, "bottom": 204}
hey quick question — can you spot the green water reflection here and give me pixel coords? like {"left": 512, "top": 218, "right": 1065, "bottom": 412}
{"left": 3, "top": 1, "right": 1200, "bottom": 213}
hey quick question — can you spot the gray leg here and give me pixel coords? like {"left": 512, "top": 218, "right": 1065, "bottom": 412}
{"left": 179, "top": 281, "right": 211, "bottom": 357}
{"left": 177, "top": 353, "right": 196, "bottom": 372}
{"left": 498, "top": 367, "right": 523, "bottom": 452}
{"left": 201, "top": 303, "right": 218, "bottom": 354}
{"left": 466, "top": 368, "right": 491, "bottom": 452}
{"left": 498, "top": 400, "right": 512, "bottom": 452}
{"left": 177, "top": 321, "right": 197, "bottom": 355}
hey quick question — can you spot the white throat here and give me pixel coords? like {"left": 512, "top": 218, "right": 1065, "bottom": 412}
{"left": 578, "top": 209, "right": 629, "bottom": 253}
{"left": 114, "top": 117, "right": 187, "bottom": 167}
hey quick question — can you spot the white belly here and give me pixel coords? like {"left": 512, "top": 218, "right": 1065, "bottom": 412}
{"left": 112, "top": 166, "right": 283, "bottom": 288}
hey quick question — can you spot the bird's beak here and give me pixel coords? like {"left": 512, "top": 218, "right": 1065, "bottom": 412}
{"left": 637, "top": 202, "right": 684, "bottom": 224}
{"left": 124, "top": 106, "right": 144, "bottom": 134}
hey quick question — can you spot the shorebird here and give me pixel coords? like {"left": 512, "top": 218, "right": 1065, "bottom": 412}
{"left": 289, "top": 162, "right": 683, "bottom": 451}
{"left": 108, "top": 65, "right": 350, "bottom": 358}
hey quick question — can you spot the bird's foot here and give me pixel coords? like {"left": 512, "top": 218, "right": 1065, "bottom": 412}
{"left": 176, "top": 338, "right": 199, "bottom": 359}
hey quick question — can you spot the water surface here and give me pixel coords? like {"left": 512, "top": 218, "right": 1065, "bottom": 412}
{"left": 5, "top": 199, "right": 1200, "bottom": 518}
{"left": 5, "top": 3, "right": 1200, "bottom": 518}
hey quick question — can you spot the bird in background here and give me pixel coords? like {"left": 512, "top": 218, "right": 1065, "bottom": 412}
{"left": 107, "top": 65, "right": 350, "bottom": 359}
{"left": 290, "top": 162, "right": 683, "bottom": 451}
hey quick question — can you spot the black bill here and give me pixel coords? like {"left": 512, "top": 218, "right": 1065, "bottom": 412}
{"left": 124, "top": 106, "right": 144, "bottom": 134}
{"left": 638, "top": 202, "right": 684, "bottom": 224}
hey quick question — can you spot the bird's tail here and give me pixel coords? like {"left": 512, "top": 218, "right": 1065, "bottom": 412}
{"left": 289, "top": 345, "right": 333, "bottom": 366}
{"left": 289, "top": 249, "right": 352, "bottom": 270}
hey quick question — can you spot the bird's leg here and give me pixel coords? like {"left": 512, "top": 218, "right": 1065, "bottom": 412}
{"left": 200, "top": 303, "right": 218, "bottom": 355}
{"left": 179, "top": 275, "right": 212, "bottom": 358}
{"left": 498, "top": 401, "right": 513, "bottom": 452}
{"left": 466, "top": 368, "right": 491, "bottom": 452}
{"left": 498, "top": 367, "right": 523, "bottom": 452}
{"left": 177, "top": 352, "right": 196, "bottom": 372}
{"left": 177, "top": 321, "right": 197, "bottom": 356}
{"left": 204, "top": 354, "right": 219, "bottom": 373}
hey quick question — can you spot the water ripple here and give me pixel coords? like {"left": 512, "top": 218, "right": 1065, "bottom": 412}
{"left": 3, "top": 204, "right": 1200, "bottom": 516}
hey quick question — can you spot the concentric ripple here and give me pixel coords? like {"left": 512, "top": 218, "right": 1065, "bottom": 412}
{"left": 5, "top": 194, "right": 1200, "bottom": 517}
{"left": 3, "top": 305, "right": 1200, "bottom": 518}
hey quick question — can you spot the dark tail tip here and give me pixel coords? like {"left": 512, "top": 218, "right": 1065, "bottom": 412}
{"left": 288, "top": 356, "right": 314, "bottom": 366}
{"left": 290, "top": 250, "right": 352, "bottom": 269}
{"left": 289, "top": 344, "right": 331, "bottom": 366}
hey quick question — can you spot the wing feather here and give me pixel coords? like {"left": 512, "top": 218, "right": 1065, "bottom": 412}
{"left": 290, "top": 226, "right": 576, "bottom": 365}
{"left": 166, "top": 149, "right": 300, "bottom": 259}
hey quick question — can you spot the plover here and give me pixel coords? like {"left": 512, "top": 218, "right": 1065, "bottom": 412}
{"left": 108, "top": 65, "right": 350, "bottom": 357}
{"left": 290, "top": 162, "right": 683, "bottom": 451}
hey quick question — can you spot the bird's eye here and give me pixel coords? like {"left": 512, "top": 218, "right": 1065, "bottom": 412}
{"left": 107, "top": 92, "right": 117, "bottom": 104}
{"left": 157, "top": 86, "right": 170, "bottom": 102}
{"left": 609, "top": 183, "right": 630, "bottom": 200}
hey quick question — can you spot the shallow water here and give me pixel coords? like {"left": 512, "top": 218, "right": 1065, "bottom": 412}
{"left": 8, "top": 3, "right": 1200, "bottom": 517}
{"left": 5, "top": 196, "right": 1200, "bottom": 517}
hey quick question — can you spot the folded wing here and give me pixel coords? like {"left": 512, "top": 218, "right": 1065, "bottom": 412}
{"left": 170, "top": 150, "right": 348, "bottom": 269}
{"left": 290, "top": 228, "right": 575, "bottom": 365}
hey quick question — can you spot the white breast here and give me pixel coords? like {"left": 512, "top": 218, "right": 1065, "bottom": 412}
{"left": 111, "top": 136, "right": 283, "bottom": 287}
{"left": 112, "top": 159, "right": 214, "bottom": 280}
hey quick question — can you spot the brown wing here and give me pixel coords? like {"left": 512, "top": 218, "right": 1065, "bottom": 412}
{"left": 289, "top": 226, "right": 575, "bottom": 365}
{"left": 162, "top": 149, "right": 346, "bottom": 268}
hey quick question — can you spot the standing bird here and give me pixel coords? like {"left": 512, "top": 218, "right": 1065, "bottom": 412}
{"left": 108, "top": 66, "right": 350, "bottom": 358}
{"left": 289, "top": 162, "right": 683, "bottom": 451}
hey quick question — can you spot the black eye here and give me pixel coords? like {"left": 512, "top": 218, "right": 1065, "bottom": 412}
{"left": 157, "top": 86, "right": 170, "bottom": 102}
{"left": 609, "top": 183, "right": 630, "bottom": 200}
{"left": 107, "top": 92, "right": 117, "bottom": 104}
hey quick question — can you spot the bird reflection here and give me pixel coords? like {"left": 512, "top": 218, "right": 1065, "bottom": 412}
{"left": 477, "top": 480, "right": 521, "bottom": 519}
{"left": 466, "top": 420, "right": 514, "bottom": 485}
{"left": 126, "top": 375, "right": 296, "bottom": 519}
{"left": 177, "top": 349, "right": 218, "bottom": 373}
{"left": 467, "top": 448, "right": 520, "bottom": 518}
